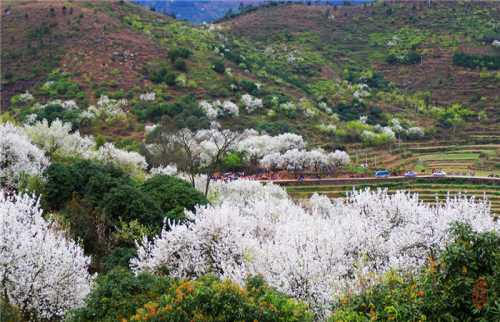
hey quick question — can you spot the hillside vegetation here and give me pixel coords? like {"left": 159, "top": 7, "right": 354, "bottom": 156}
{"left": 1, "top": 1, "right": 499, "bottom": 167}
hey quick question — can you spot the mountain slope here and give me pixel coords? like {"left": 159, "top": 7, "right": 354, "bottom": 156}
{"left": 219, "top": 1, "right": 500, "bottom": 123}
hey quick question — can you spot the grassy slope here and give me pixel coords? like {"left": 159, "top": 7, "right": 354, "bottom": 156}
{"left": 1, "top": 1, "right": 499, "bottom": 172}
{"left": 219, "top": 1, "right": 500, "bottom": 132}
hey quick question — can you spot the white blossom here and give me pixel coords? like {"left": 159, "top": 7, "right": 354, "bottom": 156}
{"left": 407, "top": 126, "right": 425, "bottom": 139}
{"left": 150, "top": 164, "right": 178, "bottom": 176}
{"left": 0, "top": 191, "right": 93, "bottom": 319}
{"left": 199, "top": 100, "right": 239, "bottom": 119}
{"left": 96, "top": 143, "right": 147, "bottom": 172}
{"left": 139, "top": 92, "right": 156, "bottom": 101}
{"left": 132, "top": 182, "right": 498, "bottom": 317}
{"left": 0, "top": 123, "right": 49, "bottom": 187}
{"left": 86, "top": 95, "right": 127, "bottom": 119}
{"left": 241, "top": 94, "right": 263, "bottom": 113}
{"left": 61, "top": 100, "right": 79, "bottom": 110}
{"left": 16, "top": 91, "right": 34, "bottom": 104}
{"left": 24, "top": 119, "right": 95, "bottom": 158}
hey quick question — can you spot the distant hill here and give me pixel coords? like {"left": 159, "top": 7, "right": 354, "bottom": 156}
{"left": 134, "top": 0, "right": 373, "bottom": 24}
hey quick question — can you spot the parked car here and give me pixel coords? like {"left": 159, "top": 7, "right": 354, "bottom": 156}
{"left": 432, "top": 170, "right": 447, "bottom": 177}
{"left": 404, "top": 171, "right": 417, "bottom": 178}
{"left": 374, "top": 170, "right": 390, "bottom": 178}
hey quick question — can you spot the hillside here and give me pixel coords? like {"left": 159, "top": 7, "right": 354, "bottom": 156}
{"left": 1, "top": 0, "right": 499, "bottom": 173}
{"left": 219, "top": 1, "right": 500, "bottom": 122}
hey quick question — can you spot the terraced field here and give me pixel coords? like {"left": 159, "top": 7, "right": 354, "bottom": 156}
{"left": 285, "top": 180, "right": 500, "bottom": 215}
{"left": 348, "top": 141, "right": 500, "bottom": 176}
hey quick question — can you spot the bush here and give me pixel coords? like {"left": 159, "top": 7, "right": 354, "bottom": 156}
{"left": 168, "top": 47, "right": 192, "bottom": 62}
{"left": 255, "top": 121, "right": 291, "bottom": 135}
{"left": 68, "top": 268, "right": 173, "bottom": 322}
{"left": 240, "top": 79, "right": 260, "bottom": 96}
{"left": 43, "top": 159, "right": 130, "bottom": 210}
{"left": 31, "top": 102, "right": 81, "bottom": 129}
{"left": 173, "top": 58, "right": 187, "bottom": 72}
{"left": 140, "top": 175, "right": 208, "bottom": 221}
{"left": 101, "top": 185, "right": 163, "bottom": 228}
{"left": 136, "top": 96, "right": 210, "bottom": 129}
{"left": 453, "top": 52, "right": 500, "bottom": 70}
{"left": 212, "top": 60, "right": 225, "bottom": 74}
{"left": 220, "top": 151, "right": 247, "bottom": 172}
{"left": 40, "top": 70, "right": 81, "bottom": 98}
{"left": 128, "top": 275, "right": 314, "bottom": 322}
{"left": 330, "top": 224, "right": 500, "bottom": 321}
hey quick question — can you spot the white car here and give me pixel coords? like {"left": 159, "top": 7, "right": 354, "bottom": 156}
{"left": 432, "top": 170, "right": 447, "bottom": 177}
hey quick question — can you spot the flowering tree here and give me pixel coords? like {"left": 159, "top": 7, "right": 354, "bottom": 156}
{"left": 0, "top": 123, "right": 49, "bottom": 188}
{"left": 132, "top": 181, "right": 498, "bottom": 318}
{"left": 96, "top": 143, "right": 147, "bottom": 174}
{"left": 236, "top": 131, "right": 305, "bottom": 165}
{"left": 260, "top": 148, "right": 350, "bottom": 172}
{"left": 240, "top": 94, "right": 263, "bottom": 113}
{"left": 23, "top": 119, "right": 147, "bottom": 176}
{"left": 149, "top": 126, "right": 245, "bottom": 196}
{"left": 199, "top": 100, "right": 239, "bottom": 119}
{"left": 24, "top": 119, "right": 94, "bottom": 158}
{"left": 0, "top": 191, "right": 93, "bottom": 320}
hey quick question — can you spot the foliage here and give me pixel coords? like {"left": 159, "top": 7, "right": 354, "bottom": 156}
{"left": 39, "top": 69, "right": 82, "bottom": 99}
{"left": 453, "top": 52, "right": 500, "bottom": 70}
{"left": 168, "top": 47, "right": 192, "bottom": 62}
{"left": 135, "top": 95, "right": 209, "bottom": 129}
{"left": 43, "top": 159, "right": 130, "bottom": 211}
{"left": 31, "top": 102, "right": 81, "bottom": 129}
{"left": 126, "top": 275, "right": 314, "bottom": 322}
{"left": 212, "top": 59, "right": 226, "bottom": 74}
{"left": 68, "top": 268, "right": 172, "bottom": 322}
{"left": 329, "top": 224, "right": 500, "bottom": 321}
{"left": 141, "top": 175, "right": 208, "bottom": 221}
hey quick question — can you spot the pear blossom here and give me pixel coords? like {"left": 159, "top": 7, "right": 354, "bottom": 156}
{"left": 24, "top": 119, "right": 95, "bottom": 158}
{"left": 132, "top": 181, "right": 498, "bottom": 318}
{"left": 0, "top": 191, "right": 93, "bottom": 319}
{"left": 139, "top": 92, "right": 156, "bottom": 101}
{"left": 96, "top": 143, "right": 147, "bottom": 172}
{"left": 241, "top": 94, "right": 263, "bottom": 113}
{"left": 199, "top": 100, "right": 239, "bottom": 119}
{"left": 150, "top": 164, "right": 178, "bottom": 176}
{"left": 86, "top": 95, "right": 127, "bottom": 119}
{"left": 61, "top": 100, "right": 79, "bottom": 110}
{"left": 0, "top": 123, "right": 49, "bottom": 187}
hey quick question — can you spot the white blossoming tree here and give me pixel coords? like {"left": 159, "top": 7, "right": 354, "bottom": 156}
{"left": 132, "top": 181, "right": 498, "bottom": 318}
{"left": 148, "top": 125, "right": 245, "bottom": 196}
{"left": 0, "top": 123, "right": 49, "bottom": 188}
{"left": 0, "top": 191, "right": 93, "bottom": 320}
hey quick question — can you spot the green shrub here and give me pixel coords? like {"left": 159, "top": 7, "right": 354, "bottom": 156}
{"left": 30, "top": 103, "right": 81, "bottom": 129}
{"left": 128, "top": 275, "right": 314, "bottom": 322}
{"left": 135, "top": 96, "right": 209, "bottom": 129}
{"left": 40, "top": 69, "right": 81, "bottom": 98}
{"left": 101, "top": 185, "right": 163, "bottom": 228}
{"left": 220, "top": 151, "right": 247, "bottom": 172}
{"left": 453, "top": 52, "right": 500, "bottom": 70}
{"left": 102, "top": 247, "right": 137, "bottom": 272}
{"left": 173, "top": 58, "right": 187, "bottom": 72}
{"left": 330, "top": 224, "right": 500, "bottom": 321}
{"left": 68, "top": 268, "right": 173, "bottom": 322}
{"left": 140, "top": 175, "right": 208, "bottom": 221}
{"left": 212, "top": 60, "right": 225, "bottom": 74}
{"left": 168, "top": 47, "right": 192, "bottom": 62}
{"left": 240, "top": 79, "right": 260, "bottom": 96}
